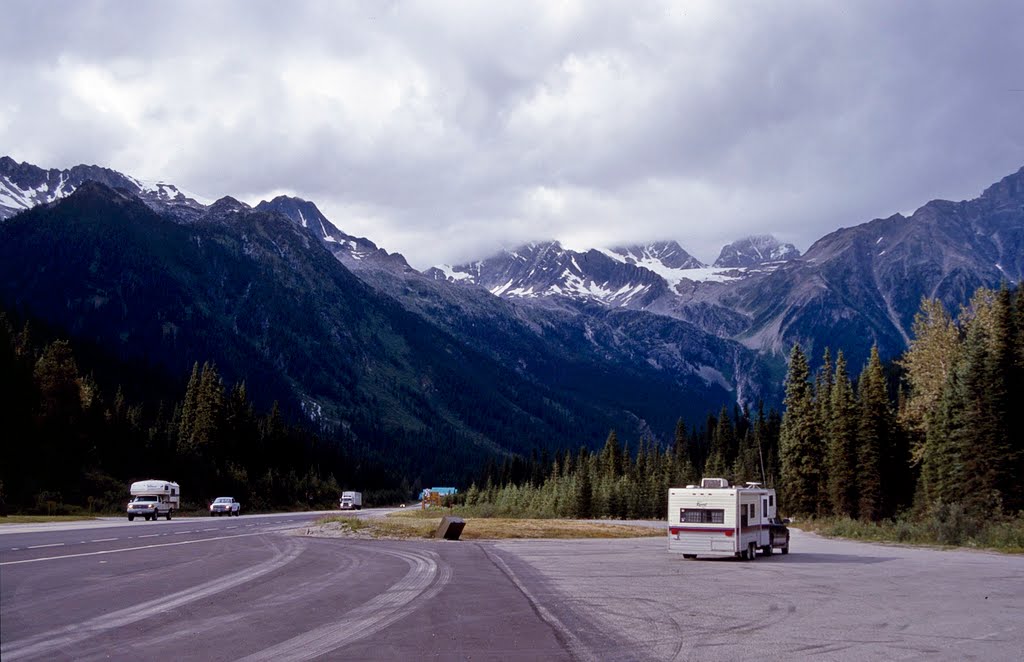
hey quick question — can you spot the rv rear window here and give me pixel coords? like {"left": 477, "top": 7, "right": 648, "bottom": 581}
{"left": 680, "top": 509, "right": 725, "bottom": 524}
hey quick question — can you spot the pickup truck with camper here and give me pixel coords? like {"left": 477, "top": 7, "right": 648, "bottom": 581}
{"left": 339, "top": 491, "right": 362, "bottom": 510}
{"left": 667, "top": 477, "right": 790, "bottom": 559}
{"left": 127, "top": 480, "right": 180, "bottom": 521}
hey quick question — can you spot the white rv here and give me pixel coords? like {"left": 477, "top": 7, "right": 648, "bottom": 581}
{"left": 127, "top": 479, "right": 180, "bottom": 521}
{"left": 667, "top": 477, "right": 790, "bottom": 559}
{"left": 339, "top": 491, "right": 362, "bottom": 510}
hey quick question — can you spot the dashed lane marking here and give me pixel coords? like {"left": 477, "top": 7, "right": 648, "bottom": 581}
{"left": 27, "top": 543, "right": 64, "bottom": 549}
{"left": 90, "top": 538, "right": 118, "bottom": 542}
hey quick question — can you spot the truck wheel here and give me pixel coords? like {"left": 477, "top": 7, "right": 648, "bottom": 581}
{"left": 781, "top": 543, "right": 790, "bottom": 555}
{"left": 166, "top": 510, "right": 172, "bottom": 520}
{"left": 763, "top": 545, "right": 773, "bottom": 557}
{"left": 128, "top": 514, "right": 135, "bottom": 521}
{"left": 748, "top": 543, "right": 757, "bottom": 560}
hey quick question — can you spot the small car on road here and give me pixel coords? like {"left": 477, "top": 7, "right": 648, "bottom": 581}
{"left": 209, "top": 496, "right": 241, "bottom": 516}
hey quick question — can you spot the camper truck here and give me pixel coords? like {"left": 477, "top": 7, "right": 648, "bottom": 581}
{"left": 339, "top": 491, "right": 362, "bottom": 510}
{"left": 127, "top": 480, "right": 180, "bottom": 521}
{"left": 667, "top": 477, "right": 790, "bottom": 559}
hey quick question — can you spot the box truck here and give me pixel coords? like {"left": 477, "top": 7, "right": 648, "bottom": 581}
{"left": 339, "top": 491, "right": 362, "bottom": 510}
{"left": 667, "top": 477, "right": 790, "bottom": 559}
{"left": 127, "top": 479, "right": 180, "bottom": 521}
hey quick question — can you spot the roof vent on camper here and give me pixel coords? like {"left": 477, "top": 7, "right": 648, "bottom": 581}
{"left": 700, "top": 477, "right": 729, "bottom": 488}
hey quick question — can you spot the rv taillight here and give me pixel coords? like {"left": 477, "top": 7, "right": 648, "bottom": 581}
{"left": 724, "top": 530, "right": 734, "bottom": 537}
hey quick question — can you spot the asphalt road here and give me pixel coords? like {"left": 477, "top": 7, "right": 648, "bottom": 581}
{"left": 2, "top": 517, "right": 1022, "bottom": 661}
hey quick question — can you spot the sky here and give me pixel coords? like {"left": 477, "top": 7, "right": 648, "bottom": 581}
{"left": 1, "top": 1, "right": 1022, "bottom": 269}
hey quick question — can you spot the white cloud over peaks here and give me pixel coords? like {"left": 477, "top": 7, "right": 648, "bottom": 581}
{"left": 1, "top": 0, "right": 1022, "bottom": 269}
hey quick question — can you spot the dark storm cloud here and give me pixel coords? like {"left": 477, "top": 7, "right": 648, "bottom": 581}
{"left": 1, "top": 0, "right": 1021, "bottom": 268}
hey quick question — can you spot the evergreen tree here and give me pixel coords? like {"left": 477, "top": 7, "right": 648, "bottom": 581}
{"left": 856, "top": 346, "right": 892, "bottom": 520}
{"left": 826, "top": 351, "right": 858, "bottom": 517}
{"left": 779, "top": 344, "right": 822, "bottom": 514}
{"left": 574, "top": 448, "right": 593, "bottom": 519}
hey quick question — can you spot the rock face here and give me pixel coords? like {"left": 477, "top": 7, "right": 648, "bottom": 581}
{"left": 0, "top": 156, "right": 208, "bottom": 222}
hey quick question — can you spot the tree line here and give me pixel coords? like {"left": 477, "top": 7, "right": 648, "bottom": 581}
{"left": 456, "top": 405, "right": 783, "bottom": 519}
{"left": 458, "top": 285, "right": 1022, "bottom": 526}
{"left": 0, "top": 312, "right": 411, "bottom": 515}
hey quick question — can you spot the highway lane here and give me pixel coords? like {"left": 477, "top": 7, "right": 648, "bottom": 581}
{"left": 4, "top": 520, "right": 1023, "bottom": 661}
{"left": 1, "top": 524, "right": 571, "bottom": 661}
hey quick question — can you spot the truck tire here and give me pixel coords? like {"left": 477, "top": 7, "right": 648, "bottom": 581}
{"left": 762, "top": 544, "right": 773, "bottom": 556}
{"left": 166, "top": 510, "right": 172, "bottom": 520}
{"left": 128, "top": 514, "right": 135, "bottom": 521}
{"left": 781, "top": 543, "right": 790, "bottom": 555}
{"left": 748, "top": 543, "right": 757, "bottom": 560}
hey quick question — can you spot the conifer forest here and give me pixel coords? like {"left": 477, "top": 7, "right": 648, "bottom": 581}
{"left": 1, "top": 285, "right": 1020, "bottom": 534}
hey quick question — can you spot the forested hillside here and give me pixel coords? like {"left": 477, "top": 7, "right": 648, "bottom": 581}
{"left": 458, "top": 286, "right": 1023, "bottom": 545}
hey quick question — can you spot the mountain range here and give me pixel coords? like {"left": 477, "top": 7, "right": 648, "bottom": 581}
{"left": 2, "top": 155, "right": 1021, "bottom": 471}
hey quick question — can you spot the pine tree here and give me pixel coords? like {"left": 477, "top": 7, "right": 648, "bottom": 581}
{"left": 779, "top": 344, "right": 822, "bottom": 514}
{"left": 826, "top": 351, "right": 858, "bottom": 517}
{"left": 177, "top": 362, "right": 201, "bottom": 452}
{"left": 856, "top": 346, "right": 892, "bottom": 521}
{"left": 574, "top": 448, "right": 593, "bottom": 519}
{"left": 599, "top": 430, "right": 622, "bottom": 481}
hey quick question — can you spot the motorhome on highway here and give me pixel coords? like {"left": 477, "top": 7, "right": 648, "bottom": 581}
{"left": 667, "top": 478, "right": 789, "bottom": 559}
{"left": 127, "top": 479, "right": 180, "bottom": 521}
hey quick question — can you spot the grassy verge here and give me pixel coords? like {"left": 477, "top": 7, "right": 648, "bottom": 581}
{"left": 0, "top": 515, "right": 100, "bottom": 524}
{"left": 314, "top": 511, "right": 665, "bottom": 540}
{"left": 795, "top": 513, "right": 1024, "bottom": 553}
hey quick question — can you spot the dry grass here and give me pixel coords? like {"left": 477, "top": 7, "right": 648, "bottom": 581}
{"left": 0, "top": 515, "right": 98, "bottom": 524}
{"left": 315, "top": 510, "right": 666, "bottom": 540}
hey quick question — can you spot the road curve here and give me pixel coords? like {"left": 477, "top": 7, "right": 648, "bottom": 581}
{"left": 3, "top": 519, "right": 1022, "bottom": 661}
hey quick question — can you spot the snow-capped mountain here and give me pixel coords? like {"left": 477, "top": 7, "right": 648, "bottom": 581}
{"left": 427, "top": 236, "right": 795, "bottom": 311}
{"left": 0, "top": 156, "right": 208, "bottom": 221}
{"left": 713, "top": 235, "right": 800, "bottom": 268}
{"left": 427, "top": 241, "right": 670, "bottom": 308}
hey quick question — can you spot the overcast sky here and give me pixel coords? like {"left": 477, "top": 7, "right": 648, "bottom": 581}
{"left": 2, "top": 1, "right": 1022, "bottom": 269}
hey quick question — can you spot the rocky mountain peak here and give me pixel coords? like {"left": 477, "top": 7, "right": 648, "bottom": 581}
{"left": 608, "top": 241, "right": 706, "bottom": 270}
{"left": 713, "top": 235, "right": 800, "bottom": 268}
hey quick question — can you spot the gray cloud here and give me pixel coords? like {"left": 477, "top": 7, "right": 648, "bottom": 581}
{"left": 2, "top": 0, "right": 1022, "bottom": 269}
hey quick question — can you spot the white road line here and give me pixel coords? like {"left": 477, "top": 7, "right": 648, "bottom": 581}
{"left": 10, "top": 547, "right": 20, "bottom": 551}
{"left": 227, "top": 526, "right": 238, "bottom": 529}
{"left": 1, "top": 537, "right": 304, "bottom": 661}
{"left": 90, "top": 538, "right": 118, "bottom": 543}
{"left": 238, "top": 547, "right": 452, "bottom": 662}
{"left": 0, "top": 529, "right": 292, "bottom": 567}
{"left": 27, "top": 543, "right": 64, "bottom": 549}
{"left": 137, "top": 534, "right": 159, "bottom": 539}
{"left": 202, "top": 528, "right": 217, "bottom": 532}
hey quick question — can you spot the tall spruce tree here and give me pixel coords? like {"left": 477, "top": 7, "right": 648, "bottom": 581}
{"left": 826, "top": 351, "right": 858, "bottom": 517}
{"left": 779, "top": 344, "right": 822, "bottom": 514}
{"left": 856, "top": 346, "right": 892, "bottom": 520}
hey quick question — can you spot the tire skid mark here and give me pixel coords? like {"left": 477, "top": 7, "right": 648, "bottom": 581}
{"left": 481, "top": 546, "right": 599, "bottom": 662}
{"left": 1, "top": 537, "right": 304, "bottom": 661}
{"left": 237, "top": 547, "right": 452, "bottom": 662}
